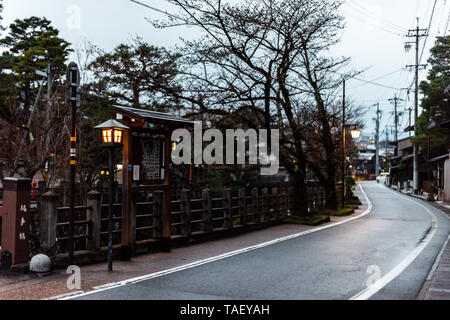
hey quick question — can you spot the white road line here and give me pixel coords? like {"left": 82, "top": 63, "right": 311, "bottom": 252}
{"left": 45, "top": 290, "right": 85, "bottom": 300}
{"left": 62, "top": 183, "right": 373, "bottom": 300}
{"left": 350, "top": 186, "right": 441, "bottom": 300}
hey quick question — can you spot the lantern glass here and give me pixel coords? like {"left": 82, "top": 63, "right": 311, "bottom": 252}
{"left": 350, "top": 129, "right": 361, "bottom": 139}
{"left": 102, "top": 129, "right": 113, "bottom": 143}
{"left": 114, "top": 129, "right": 123, "bottom": 144}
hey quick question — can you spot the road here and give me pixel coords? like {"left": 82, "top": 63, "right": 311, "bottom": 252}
{"left": 72, "top": 182, "right": 450, "bottom": 300}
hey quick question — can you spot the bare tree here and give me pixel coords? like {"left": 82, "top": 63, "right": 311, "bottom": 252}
{"left": 146, "top": 0, "right": 356, "bottom": 214}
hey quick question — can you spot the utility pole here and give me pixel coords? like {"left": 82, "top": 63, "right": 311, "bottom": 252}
{"left": 407, "top": 107, "right": 413, "bottom": 137}
{"left": 45, "top": 64, "right": 51, "bottom": 183}
{"left": 342, "top": 78, "right": 346, "bottom": 208}
{"left": 389, "top": 94, "right": 404, "bottom": 156}
{"left": 385, "top": 127, "right": 389, "bottom": 158}
{"left": 14, "top": 67, "right": 49, "bottom": 171}
{"left": 374, "top": 103, "right": 382, "bottom": 176}
{"left": 406, "top": 18, "right": 427, "bottom": 194}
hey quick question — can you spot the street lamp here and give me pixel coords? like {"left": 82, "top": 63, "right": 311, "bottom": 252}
{"left": 350, "top": 129, "right": 361, "bottom": 140}
{"left": 94, "top": 119, "right": 129, "bottom": 271}
{"left": 342, "top": 117, "right": 361, "bottom": 208}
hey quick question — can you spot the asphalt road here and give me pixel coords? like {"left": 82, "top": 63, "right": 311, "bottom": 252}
{"left": 74, "top": 182, "right": 450, "bottom": 300}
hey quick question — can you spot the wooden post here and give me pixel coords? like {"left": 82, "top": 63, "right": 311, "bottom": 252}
{"left": 161, "top": 135, "right": 172, "bottom": 250}
{"left": 180, "top": 189, "right": 191, "bottom": 236}
{"left": 280, "top": 188, "right": 287, "bottom": 217}
{"left": 153, "top": 191, "right": 163, "bottom": 239}
{"left": 251, "top": 187, "right": 259, "bottom": 223}
{"left": 223, "top": 188, "right": 233, "bottom": 228}
{"left": 87, "top": 190, "right": 101, "bottom": 251}
{"left": 40, "top": 190, "right": 58, "bottom": 255}
{"left": 121, "top": 127, "right": 133, "bottom": 260}
{"left": 239, "top": 188, "right": 247, "bottom": 226}
{"left": 262, "top": 188, "right": 269, "bottom": 221}
{"left": 130, "top": 193, "right": 137, "bottom": 248}
{"left": 202, "top": 188, "right": 212, "bottom": 231}
{"left": 288, "top": 187, "right": 294, "bottom": 215}
{"left": 1, "top": 178, "right": 31, "bottom": 266}
{"left": 272, "top": 188, "right": 279, "bottom": 219}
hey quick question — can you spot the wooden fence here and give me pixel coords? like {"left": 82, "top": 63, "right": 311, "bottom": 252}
{"left": 31, "top": 184, "right": 328, "bottom": 256}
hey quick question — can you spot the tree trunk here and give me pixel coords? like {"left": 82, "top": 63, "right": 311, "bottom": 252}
{"left": 324, "top": 178, "right": 337, "bottom": 210}
{"left": 292, "top": 169, "right": 309, "bottom": 217}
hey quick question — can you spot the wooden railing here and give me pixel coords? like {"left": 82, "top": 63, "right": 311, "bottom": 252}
{"left": 32, "top": 184, "right": 327, "bottom": 256}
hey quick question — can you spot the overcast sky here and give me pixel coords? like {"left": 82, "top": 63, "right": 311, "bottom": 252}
{"left": 2, "top": 0, "right": 449, "bottom": 140}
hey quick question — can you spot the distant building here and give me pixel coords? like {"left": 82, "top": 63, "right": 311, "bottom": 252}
{"left": 352, "top": 135, "right": 377, "bottom": 180}
{"left": 390, "top": 137, "right": 414, "bottom": 188}
{"left": 427, "top": 119, "right": 450, "bottom": 201}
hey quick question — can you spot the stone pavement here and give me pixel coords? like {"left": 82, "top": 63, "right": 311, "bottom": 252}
{"left": 413, "top": 198, "right": 450, "bottom": 300}
{"left": 0, "top": 185, "right": 368, "bottom": 300}
{"left": 391, "top": 186, "right": 450, "bottom": 300}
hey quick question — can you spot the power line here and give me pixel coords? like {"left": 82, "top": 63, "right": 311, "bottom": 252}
{"left": 348, "top": 68, "right": 405, "bottom": 90}
{"left": 345, "top": 0, "right": 408, "bottom": 33}
{"left": 419, "top": 0, "right": 438, "bottom": 65}
{"left": 342, "top": 2, "right": 405, "bottom": 36}
{"left": 129, "top": 0, "right": 189, "bottom": 24}
{"left": 444, "top": 8, "right": 450, "bottom": 36}
{"left": 436, "top": 0, "right": 447, "bottom": 35}
{"left": 349, "top": 76, "right": 402, "bottom": 90}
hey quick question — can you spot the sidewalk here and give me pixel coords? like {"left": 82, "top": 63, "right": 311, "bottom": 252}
{"left": 0, "top": 185, "right": 369, "bottom": 300}
{"left": 393, "top": 186, "right": 450, "bottom": 300}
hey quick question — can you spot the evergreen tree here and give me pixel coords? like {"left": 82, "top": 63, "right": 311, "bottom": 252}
{"left": 412, "top": 36, "right": 450, "bottom": 159}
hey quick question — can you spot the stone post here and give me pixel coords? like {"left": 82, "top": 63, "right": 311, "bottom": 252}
{"left": 40, "top": 190, "right": 58, "bottom": 255}
{"left": 86, "top": 190, "right": 101, "bottom": 251}
{"left": 180, "top": 189, "right": 191, "bottom": 236}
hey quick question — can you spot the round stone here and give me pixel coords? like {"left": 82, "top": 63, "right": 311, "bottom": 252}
{"left": 29, "top": 254, "right": 52, "bottom": 273}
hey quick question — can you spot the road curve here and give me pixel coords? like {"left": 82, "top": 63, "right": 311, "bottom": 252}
{"left": 72, "top": 182, "right": 450, "bottom": 300}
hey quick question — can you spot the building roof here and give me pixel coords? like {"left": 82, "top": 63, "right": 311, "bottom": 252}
{"left": 357, "top": 153, "right": 375, "bottom": 161}
{"left": 114, "top": 105, "right": 195, "bottom": 125}
{"left": 391, "top": 137, "right": 412, "bottom": 145}
{"left": 429, "top": 153, "right": 449, "bottom": 163}
{"left": 429, "top": 118, "right": 450, "bottom": 130}
{"left": 401, "top": 154, "right": 413, "bottom": 162}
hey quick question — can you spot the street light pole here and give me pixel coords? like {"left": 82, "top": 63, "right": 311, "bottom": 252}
{"left": 67, "top": 62, "right": 80, "bottom": 266}
{"left": 342, "top": 79, "right": 346, "bottom": 208}
{"left": 95, "top": 119, "right": 129, "bottom": 272}
{"left": 107, "top": 146, "right": 114, "bottom": 272}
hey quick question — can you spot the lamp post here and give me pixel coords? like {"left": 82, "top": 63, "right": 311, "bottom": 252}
{"left": 94, "top": 119, "right": 129, "bottom": 271}
{"left": 342, "top": 120, "right": 361, "bottom": 208}
{"left": 342, "top": 79, "right": 346, "bottom": 209}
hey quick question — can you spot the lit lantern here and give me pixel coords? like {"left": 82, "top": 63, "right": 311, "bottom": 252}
{"left": 94, "top": 119, "right": 130, "bottom": 146}
{"left": 94, "top": 119, "right": 129, "bottom": 272}
{"left": 350, "top": 129, "right": 361, "bottom": 140}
